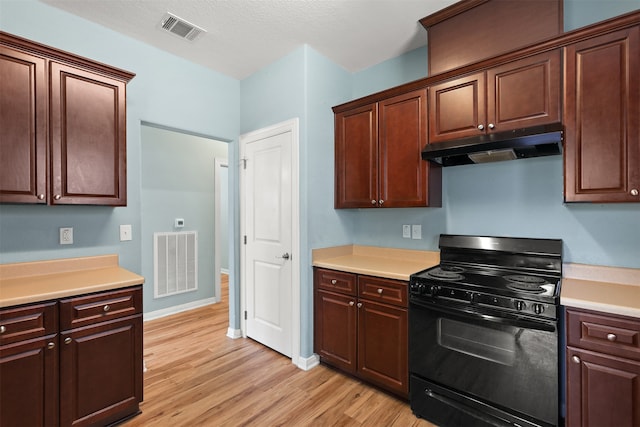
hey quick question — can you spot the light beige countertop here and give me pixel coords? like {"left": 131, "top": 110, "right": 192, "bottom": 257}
{"left": 561, "top": 263, "right": 640, "bottom": 318}
{"left": 312, "top": 245, "right": 439, "bottom": 281}
{"left": 0, "top": 254, "right": 144, "bottom": 308}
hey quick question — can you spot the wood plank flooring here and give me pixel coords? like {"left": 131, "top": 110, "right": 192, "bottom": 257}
{"left": 123, "top": 275, "right": 434, "bottom": 426}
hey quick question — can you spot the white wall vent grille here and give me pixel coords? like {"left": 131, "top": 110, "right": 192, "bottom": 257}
{"left": 154, "top": 231, "right": 198, "bottom": 298}
{"left": 160, "top": 12, "right": 206, "bottom": 42}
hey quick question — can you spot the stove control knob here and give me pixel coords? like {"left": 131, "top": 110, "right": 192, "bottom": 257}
{"left": 429, "top": 285, "right": 439, "bottom": 297}
{"left": 533, "top": 304, "right": 545, "bottom": 315}
{"left": 470, "top": 293, "right": 478, "bottom": 303}
{"left": 514, "top": 300, "right": 526, "bottom": 311}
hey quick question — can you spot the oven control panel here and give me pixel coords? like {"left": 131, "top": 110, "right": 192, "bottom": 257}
{"left": 410, "top": 280, "right": 557, "bottom": 320}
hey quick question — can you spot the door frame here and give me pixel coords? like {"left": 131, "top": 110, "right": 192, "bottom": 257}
{"left": 214, "top": 158, "right": 228, "bottom": 303}
{"left": 239, "top": 118, "right": 300, "bottom": 366}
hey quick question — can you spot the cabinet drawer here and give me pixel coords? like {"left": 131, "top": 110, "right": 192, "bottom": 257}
{"left": 0, "top": 302, "right": 57, "bottom": 345}
{"left": 566, "top": 308, "right": 640, "bottom": 361}
{"left": 314, "top": 268, "right": 357, "bottom": 296}
{"left": 358, "top": 275, "right": 408, "bottom": 308}
{"left": 60, "top": 286, "right": 142, "bottom": 331}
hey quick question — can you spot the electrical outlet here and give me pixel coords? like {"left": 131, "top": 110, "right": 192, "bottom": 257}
{"left": 59, "top": 227, "right": 73, "bottom": 245}
{"left": 411, "top": 224, "right": 422, "bottom": 240}
{"left": 120, "top": 224, "right": 132, "bottom": 241}
{"left": 402, "top": 224, "right": 411, "bottom": 238}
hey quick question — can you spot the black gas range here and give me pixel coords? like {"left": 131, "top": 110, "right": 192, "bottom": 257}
{"left": 409, "top": 235, "right": 563, "bottom": 427}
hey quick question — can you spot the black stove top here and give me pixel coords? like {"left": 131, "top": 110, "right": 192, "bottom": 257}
{"left": 410, "top": 235, "right": 563, "bottom": 320}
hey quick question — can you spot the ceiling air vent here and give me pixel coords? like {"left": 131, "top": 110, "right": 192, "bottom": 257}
{"left": 160, "top": 12, "right": 206, "bottom": 42}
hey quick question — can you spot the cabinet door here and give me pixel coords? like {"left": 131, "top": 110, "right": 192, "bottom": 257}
{"left": 0, "top": 44, "right": 47, "bottom": 204}
{"left": 429, "top": 72, "right": 486, "bottom": 143}
{"left": 60, "top": 315, "right": 142, "bottom": 426}
{"left": 564, "top": 27, "right": 640, "bottom": 202}
{"left": 314, "top": 289, "right": 357, "bottom": 374}
{"left": 357, "top": 299, "right": 408, "bottom": 397}
{"left": 0, "top": 335, "right": 58, "bottom": 426}
{"left": 487, "top": 50, "right": 561, "bottom": 132}
{"left": 334, "top": 103, "right": 378, "bottom": 208}
{"left": 50, "top": 62, "right": 127, "bottom": 205}
{"left": 566, "top": 347, "right": 640, "bottom": 427}
{"left": 379, "top": 89, "right": 440, "bottom": 207}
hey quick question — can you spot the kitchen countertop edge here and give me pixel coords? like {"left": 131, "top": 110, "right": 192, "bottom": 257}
{"left": 0, "top": 255, "right": 144, "bottom": 308}
{"left": 312, "top": 245, "right": 440, "bottom": 281}
{"left": 561, "top": 263, "right": 640, "bottom": 318}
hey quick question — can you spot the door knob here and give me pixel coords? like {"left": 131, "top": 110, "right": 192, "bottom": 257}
{"left": 278, "top": 253, "right": 290, "bottom": 260}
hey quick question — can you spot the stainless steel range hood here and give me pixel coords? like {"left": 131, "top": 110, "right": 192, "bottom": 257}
{"left": 422, "top": 123, "right": 564, "bottom": 167}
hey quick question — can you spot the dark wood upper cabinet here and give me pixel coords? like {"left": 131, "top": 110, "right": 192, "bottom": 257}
{"left": 50, "top": 62, "right": 128, "bottom": 205}
{"left": 429, "top": 50, "right": 561, "bottom": 143}
{"left": 563, "top": 26, "right": 640, "bottom": 202}
{"left": 0, "top": 31, "right": 134, "bottom": 206}
{"left": 0, "top": 44, "right": 47, "bottom": 204}
{"left": 334, "top": 89, "right": 441, "bottom": 209}
{"left": 420, "top": 0, "right": 563, "bottom": 75}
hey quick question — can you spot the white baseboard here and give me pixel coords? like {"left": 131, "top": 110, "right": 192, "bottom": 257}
{"left": 226, "top": 327, "right": 242, "bottom": 339}
{"left": 144, "top": 297, "right": 217, "bottom": 322}
{"left": 296, "top": 353, "right": 320, "bottom": 371}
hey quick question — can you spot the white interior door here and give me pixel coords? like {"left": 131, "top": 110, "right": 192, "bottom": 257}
{"left": 241, "top": 120, "right": 298, "bottom": 359}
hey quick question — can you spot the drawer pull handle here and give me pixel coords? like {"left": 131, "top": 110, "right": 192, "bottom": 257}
{"left": 64, "top": 337, "right": 72, "bottom": 345}
{"left": 103, "top": 304, "right": 111, "bottom": 312}
{"left": 357, "top": 302, "right": 363, "bottom": 308}
{"left": 331, "top": 280, "right": 337, "bottom": 285}
{"left": 377, "top": 288, "right": 383, "bottom": 295}
{"left": 0, "top": 325, "right": 6, "bottom": 334}
{"left": 349, "top": 301, "right": 355, "bottom": 306}
{"left": 607, "top": 333, "right": 617, "bottom": 342}
{"left": 47, "top": 342, "right": 55, "bottom": 350}
{"left": 571, "top": 355, "right": 581, "bottom": 364}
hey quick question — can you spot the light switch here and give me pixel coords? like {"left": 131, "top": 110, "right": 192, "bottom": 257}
{"left": 402, "top": 225, "right": 411, "bottom": 238}
{"left": 412, "top": 225, "right": 422, "bottom": 240}
{"left": 120, "top": 224, "right": 132, "bottom": 241}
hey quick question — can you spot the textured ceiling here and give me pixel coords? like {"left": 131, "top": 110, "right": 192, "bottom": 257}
{"left": 41, "top": 0, "right": 459, "bottom": 79}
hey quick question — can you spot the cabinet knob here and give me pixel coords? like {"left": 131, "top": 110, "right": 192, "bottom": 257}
{"left": 488, "top": 123, "right": 495, "bottom": 130}
{"left": 47, "top": 342, "right": 56, "bottom": 350}
{"left": 54, "top": 194, "right": 61, "bottom": 200}
{"left": 103, "top": 304, "right": 111, "bottom": 312}
{"left": 349, "top": 301, "right": 355, "bottom": 306}
{"left": 477, "top": 124, "right": 485, "bottom": 131}
{"left": 379, "top": 199, "right": 384, "bottom": 205}
{"left": 0, "top": 325, "right": 6, "bottom": 334}
{"left": 64, "top": 337, "right": 72, "bottom": 345}
{"left": 571, "top": 355, "right": 581, "bottom": 364}
{"left": 377, "top": 288, "right": 383, "bottom": 295}
{"left": 607, "top": 333, "right": 617, "bottom": 342}
{"left": 371, "top": 200, "right": 377, "bottom": 205}
{"left": 357, "top": 302, "right": 363, "bottom": 308}
{"left": 37, "top": 194, "right": 45, "bottom": 200}
{"left": 631, "top": 189, "right": 639, "bottom": 196}
{"left": 331, "top": 279, "right": 337, "bottom": 285}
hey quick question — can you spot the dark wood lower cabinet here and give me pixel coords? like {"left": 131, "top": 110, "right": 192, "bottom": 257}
{"left": 566, "top": 308, "right": 640, "bottom": 427}
{"left": 60, "top": 315, "right": 143, "bottom": 426}
{"left": 313, "top": 268, "right": 409, "bottom": 398}
{"left": 0, "top": 286, "right": 143, "bottom": 427}
{"left": 0, "top": 335, "right": 58, "bottom": 426}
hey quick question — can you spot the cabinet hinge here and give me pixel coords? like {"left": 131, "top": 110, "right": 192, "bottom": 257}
{"left": 243, "top": 235, "right": 247, "bottom": 244}
{"left": 244, "top": 310, "right": 247, "bottom": 320}
{"left": 242, "top": 158, "right": 247, "bottom": 169}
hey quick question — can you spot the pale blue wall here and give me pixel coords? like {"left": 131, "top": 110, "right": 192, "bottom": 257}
{"left": 140, "top": 125, "right": 228, "bottom": 313}
{"left": 0, "top": 1, "right": 240, "bottom": 311}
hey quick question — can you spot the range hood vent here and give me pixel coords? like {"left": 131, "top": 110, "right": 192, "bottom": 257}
{"left": 160, "top": 12, "right": 206, "bottom": 42}
{"left": 422, "top": 123, "right": 564, "bottom": 167}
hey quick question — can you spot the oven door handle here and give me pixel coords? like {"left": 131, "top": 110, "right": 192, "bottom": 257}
{"left": 410, "top": 299, "right": 556, "bottom": 332}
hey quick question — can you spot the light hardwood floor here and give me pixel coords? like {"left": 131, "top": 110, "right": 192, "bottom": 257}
{"left": 122, "top": 275, "right": 434, "bottom": 427}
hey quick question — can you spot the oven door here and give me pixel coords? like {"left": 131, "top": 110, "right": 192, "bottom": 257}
{"left": 409, "top": 298, "right": 559, "bottom": 427}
